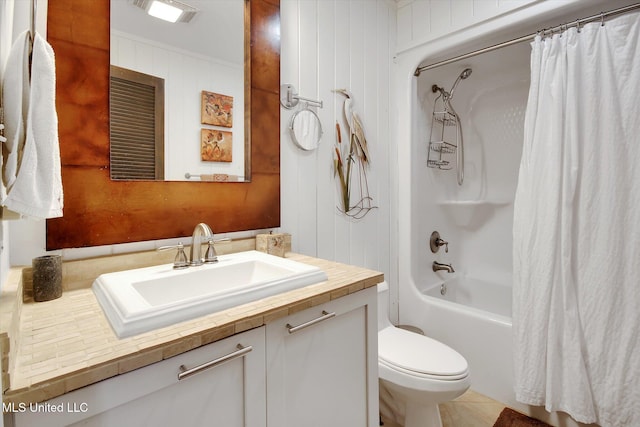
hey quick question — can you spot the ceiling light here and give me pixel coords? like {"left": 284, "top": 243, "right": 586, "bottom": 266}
{"left": 132, "top": 0, "right": 198, "bottom": 23}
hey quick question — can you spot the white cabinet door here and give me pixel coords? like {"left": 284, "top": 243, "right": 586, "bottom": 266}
{"left": 13, "top": 327, "right": 266, "bottom": 427}
{"left": 266, "top": 287, "right": 378, "bottom": 427}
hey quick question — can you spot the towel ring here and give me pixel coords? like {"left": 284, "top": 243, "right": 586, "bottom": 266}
{"left": 289, "top": 105, "right": 323, "bottom": 151}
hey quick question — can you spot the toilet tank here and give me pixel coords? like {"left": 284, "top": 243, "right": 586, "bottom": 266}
{"left": 377, "top": 282, "right": 392, "bottom": 331}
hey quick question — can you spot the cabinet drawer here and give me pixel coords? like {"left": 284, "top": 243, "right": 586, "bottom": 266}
{"left": 13, "top": 327, "right": 266, "bottom": 427}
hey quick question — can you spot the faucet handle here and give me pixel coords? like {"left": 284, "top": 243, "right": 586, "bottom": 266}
{"left": 204, "top": 239, "right": 218, "bottom": 264}
{"left": 429, "top": 231, "right": 449, "bottom": 253}
{"left": 204, "top": 238, "right": 232, "bottom": 263}
{"left": 158, "top": 243, "right": 189, "bottom": 269}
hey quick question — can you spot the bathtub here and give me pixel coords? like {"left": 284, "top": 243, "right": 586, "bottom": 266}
{"left": 423, "top": 276, "right": 511, "bottom": 320}
{"left": 411, "top": 275, "right": 586, "bottom": 427}
{"left": 417, "top": 275, "right": 515, "bottom": 407}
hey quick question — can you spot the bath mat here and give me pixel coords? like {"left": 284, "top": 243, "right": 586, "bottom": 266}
{"left": 493, "top": 408, "right": 552, "bottom": 427}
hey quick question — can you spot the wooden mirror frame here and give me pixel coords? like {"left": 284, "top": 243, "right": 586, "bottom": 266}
{"left": 46, "top": 0, "right": 280, "bottom": 250}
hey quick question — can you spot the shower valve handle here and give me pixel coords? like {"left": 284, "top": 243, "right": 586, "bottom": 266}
{"left": 430, "top": 231, "right": 449, "bottom": 253}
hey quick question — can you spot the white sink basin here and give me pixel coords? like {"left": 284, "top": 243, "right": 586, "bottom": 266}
{"left": 93, "top": 250, "right": 327, "bottom": 338}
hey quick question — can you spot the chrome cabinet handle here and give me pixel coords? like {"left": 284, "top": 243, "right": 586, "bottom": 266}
{"left": 177, "top": 344, "right": 252, "bottom": 381}
{"left": 286, "top": 310, "right": 336, "bottom": 334}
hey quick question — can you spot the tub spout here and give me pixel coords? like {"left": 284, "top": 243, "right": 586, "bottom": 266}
{"left": 433, "top": 261, "right": 455, "bottom": 273}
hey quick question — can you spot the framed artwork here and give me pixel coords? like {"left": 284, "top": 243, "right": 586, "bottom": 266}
{"left": 201, "top": 129, "right": 233, "bottom": 162}
{"left": 201, "top": 91, "right": 233, "bottom": 127}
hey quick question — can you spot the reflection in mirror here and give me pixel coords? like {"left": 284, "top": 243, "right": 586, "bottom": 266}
{"left": 289, "top": 108, "right": 323, "bottom": 151}
{"left": 110, "top": 0, "right": 248, "bottom": 182}
{"left": 47, "top": 0, "right": 281, "bottom": 250}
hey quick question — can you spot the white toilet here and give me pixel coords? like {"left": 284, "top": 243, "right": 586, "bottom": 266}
{"left": 377, "top": 282, "right": 470, "bottom": 427}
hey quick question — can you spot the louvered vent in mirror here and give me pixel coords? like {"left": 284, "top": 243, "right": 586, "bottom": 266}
{"left": 110, "top": 65, "right": 165, "bottom": 180}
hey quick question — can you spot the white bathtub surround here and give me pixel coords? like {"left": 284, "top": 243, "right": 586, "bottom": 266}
{"left": 393, "top": 35, "right": 530, "bottom": 424}
{"left": 513, "top": 11, "right": 640, "bottom": 427}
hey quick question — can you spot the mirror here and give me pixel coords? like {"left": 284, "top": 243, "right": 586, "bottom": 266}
{"left": 110, "top": 0, "right": 248, "bottom": 182}
{"left": 289, "top": 108, "right": 323, "bottom": 151}
{"left": 46, "top": 0, "right": 281, "bottom": 250}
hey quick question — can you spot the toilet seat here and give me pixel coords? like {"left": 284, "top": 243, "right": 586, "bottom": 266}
{"left": 378, "top": 326, "right": 468, "bottom": 380}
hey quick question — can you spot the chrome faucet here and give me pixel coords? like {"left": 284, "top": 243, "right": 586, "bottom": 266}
{"left": 432, "top": 261, "right": 455, "bottom": 273}
{"left": 190, "top": 223, "right": 214, "bottom": 266}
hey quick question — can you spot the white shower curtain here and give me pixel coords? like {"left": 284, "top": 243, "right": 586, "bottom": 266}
{"left": 513, "top": 11, "right": 640, "bottom": 427}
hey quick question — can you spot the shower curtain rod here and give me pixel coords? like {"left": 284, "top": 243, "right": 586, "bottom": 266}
{"left": 414, "top": 2, "right": 640, "bottom": 76}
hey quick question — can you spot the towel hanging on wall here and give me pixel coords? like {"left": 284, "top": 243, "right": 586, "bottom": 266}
{"left": 1, "top": 30, "right": 63, "bottom": 218}
{"left": 2, "top": 30, "right": 29, "bottom": 193}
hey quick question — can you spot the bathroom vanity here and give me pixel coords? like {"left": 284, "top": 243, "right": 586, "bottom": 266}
{"left": 1, "top": 250, "right": 382, "bottom": 427}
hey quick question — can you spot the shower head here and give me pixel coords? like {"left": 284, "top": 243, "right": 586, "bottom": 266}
{"left": 449, "top": 68, "right": 472, "bottom": 98}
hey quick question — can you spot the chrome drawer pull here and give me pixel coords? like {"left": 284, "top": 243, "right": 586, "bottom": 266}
{"left": 178, "top": 344, "right": 253, "bottom": 381}
{"left": 286, "top": 310, "right": 336, "bottom": 334}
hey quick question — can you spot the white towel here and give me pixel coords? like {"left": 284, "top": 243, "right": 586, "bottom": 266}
{"left": 2, "top": 30, "right": 29, "bottom": 193}
{"left": 2, "top": 31, "right": 63, "bottom": 218}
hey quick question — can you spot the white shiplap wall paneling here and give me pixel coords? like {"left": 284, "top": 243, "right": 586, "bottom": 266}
{"left": 280, "top": 0, "right": 394, "bottom": 278}
{"left": 315, "top": 0, "right": 339, "bottom": 262}
{"left": 396, "top": 0, "right": 540, "bottom": 52}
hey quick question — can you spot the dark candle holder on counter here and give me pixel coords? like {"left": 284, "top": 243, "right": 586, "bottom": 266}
{"left": 32, "top": 255, "right": 62, "bottom": 302}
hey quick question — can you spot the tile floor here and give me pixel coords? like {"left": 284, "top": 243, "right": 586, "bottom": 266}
{"left": 381, "top": 390, "right": 505, "bottom": 427}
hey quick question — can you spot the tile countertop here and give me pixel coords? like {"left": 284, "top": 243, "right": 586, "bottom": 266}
{"left": 0, "top": 251, "right": 383, "bottom": 405}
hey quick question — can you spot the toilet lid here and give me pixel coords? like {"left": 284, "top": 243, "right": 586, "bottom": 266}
{"left": 378, "top": 327, "right": 468, "bottom": 378}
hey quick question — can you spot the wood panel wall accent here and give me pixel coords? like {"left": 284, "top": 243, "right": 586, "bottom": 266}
{"left": 46, "top": 0, "right": 281, "bottom": 250}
